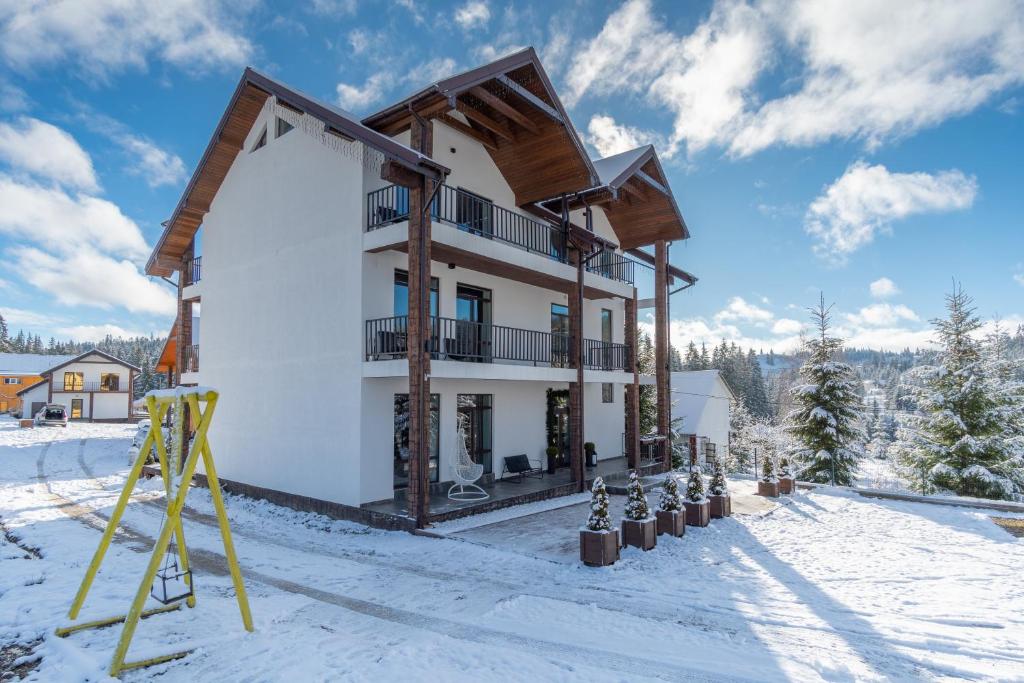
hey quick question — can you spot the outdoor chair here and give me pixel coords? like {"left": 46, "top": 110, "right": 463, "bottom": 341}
{"left": 500, "top": 454, "right": 544, "bottom": 483}
{"left": 448, "top": 415, "right": 489, "bottom": 501}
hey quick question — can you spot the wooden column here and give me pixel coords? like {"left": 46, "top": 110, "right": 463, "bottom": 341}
{"left": 624, "top": 289, "right": 641, "bottom": 469}
{"left": 174, "top": 243, "right": 194, "bottom": 387}
{"left": 655, "top": 240, "right": 671, "bottom": 469}
{"left": 568, "top": 249, "right": 585, "bottom": 491}
{"left": 406, "top": 116, "right": 433, "bottom": 527}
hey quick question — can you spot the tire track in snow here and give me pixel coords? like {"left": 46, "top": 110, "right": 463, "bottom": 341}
{"left": 51, "top": 439, "right": 747, "bottom": 683}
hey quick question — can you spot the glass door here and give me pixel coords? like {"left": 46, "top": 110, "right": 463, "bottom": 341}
{"left": 457, "top": 394, "right": 493, "bottom": 474}
{"left": 455, "top": 284, "right": 492, "bottom": 362}
{"left": 393, "top": 393, "right": 440, "bottom": 488}
{"left": 551, "top": 303, "right": 569, "bottom": 367}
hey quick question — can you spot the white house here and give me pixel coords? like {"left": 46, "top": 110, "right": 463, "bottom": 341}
{"left": 671, "top": 370, "right": 735, "bottom": 469}
{"left": 17, "top": 349, "right": 138, "bottom": 422}
{"left": 146, "top": 49, "right": 697, "bottom": 528}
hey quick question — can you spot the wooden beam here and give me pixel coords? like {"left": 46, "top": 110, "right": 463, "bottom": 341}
{"left": 495, "top": 74, "right": 562, "bottom": 122}
{"left": 436, "top": 113, "right": 498, "bottom": 151}
{"left": 636, "top": 169, "right": 670, "bottom": 196}
{"left": 457, "top": 99, "right": 514, "bottom": 142}
{"left": 378, "top": 99, "right": 452, "bottom": 136}
{"left": 655, "top": 240, "right": 671, "bottom": 469}
{"left": 468, "top": 86, "right": 539, "bottom": 134}
{"left": 620, "top": 179, "right": 645, "bottom": 200}
{"left": 625, "top": 291, "right": 640, "bottom": 469}
{"left": 380, "top": 160, "right": 421, "bottom": 189}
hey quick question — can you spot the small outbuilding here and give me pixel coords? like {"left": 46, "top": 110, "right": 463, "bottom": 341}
{"left": 671, "top": 370, "right": 735, "bottom": 469}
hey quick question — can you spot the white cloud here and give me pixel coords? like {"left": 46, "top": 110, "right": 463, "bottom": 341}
{"left": 55, "top": 323, "right": 152, "bottom": 341}
{"left": 118, "top": 135, "right": 187, "bottom": 188}
{"left": 715, "top": 296, "right": 773, "bottom": 324}
{"left": 567, "top": 0, "right": 1024, "bottom": 158}
{"left": 0, "top": 307, "right": 61, "bottom": 329}
{"left": 336, "top": 72, "right": 390, "bottom": 111}
{"left": 771, "top": 318, "right": 803, "bottom": 335}
{"left": 11, "top": 246, "right": 175, "bottom": 315}
{"left": 845, "top": 303, "right": 919, "bottom": 328}
{"left": 586, "top": 114, "right": 661, "bottom": 158}
{"left": 309, "top": 0, "right": 357, "bottom": 15}
{"left": 0, "top": 176, "right": 149, "bottom": 259}
{"left": 0, "top": 117, "right": 98, "bottom": 190}
{"left": 804, "top": 162, "right": 977, "bottom": 264}
{"left": 869, "top": 277, "right": 900, "bottom": 299}
{"left": 1015, "top": 273, "right": 1024, "bottom": 286}
{"left": 455, "top": 1, "right": 491, "bottom": 30}
{"left": 406, "top": 57, "right": 457, "bottom": 85}
{"left": 0, "top": 81, "right": 29, "bottom": 111}
{"left": 0, "top": 1, "right": 254, "bottom": 79}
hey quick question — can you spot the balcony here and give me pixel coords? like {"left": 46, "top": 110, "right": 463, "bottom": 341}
{"left": 184, "top": 256, "right": 202, "bottom": 286}
{"left": 365, "top": 316, "right": 629, "bottom": 371}
{"left": 57, "top": 382, "right": 127, "bottom": 393}
{"left": 367, "top": 184, "right": 568, "bottom": 263}
{"left": 183, "top": 344, "right": 199, "bottom": 373}
{"left": 585, "top": 254, "right": 634, "bottom": 285}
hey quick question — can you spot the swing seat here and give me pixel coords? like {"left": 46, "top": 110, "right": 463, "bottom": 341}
{"left": 151, "top": 562, "right": 193, "bottom": 605}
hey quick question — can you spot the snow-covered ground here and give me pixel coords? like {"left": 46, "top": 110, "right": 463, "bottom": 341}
{"left": 2, "top": 417, "right": 1023, "bottom": 682}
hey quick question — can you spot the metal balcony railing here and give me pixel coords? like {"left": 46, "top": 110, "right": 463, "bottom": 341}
{"left": 366, "top": 316, "right": 629, "bottom": 371}
{"left": 58, "top": 381, "right": 127, "bottom": 393}
{"left": 183, "top": 344, "right": 199, "bottom": 373}
{"left": 586, "top": 253, "right": 635, "bottom": 285}
{"left": 185, "top": 256, "right": 202, "bottom": 286}
{"left": 366, "top": 184, "right": 568, "bottom": 262}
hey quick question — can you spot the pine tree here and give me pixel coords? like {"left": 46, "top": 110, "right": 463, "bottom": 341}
{"left": 637, "top": 330, "right": 657, "bottom": 434}
{"left": 669, "top": 345, "right": 683, "bottom": 372}
{"left": 587, "top": 477, "right": 612, "bottom": 531}
{"left": 699, "top": 342, "right": 710, "bottom": 369}
{"left": 898, "top": 286, "right": 1024, "bottom": 499}
{"left": 623, "top": 471, "right": 652, "bottom": 520}
{"left": 684, "top": 341, "right": 702, "bottom": 370}
{"left": 0, "top": 313, "right": 9, "bottom": 352}
{"left": 659, "top": 475, "right": 682, "bottom": 511}
{"left": 708, "top": 458, "right": 727, "bottom": 496}
{"left": 786, "top": 294, "right": 864, "bottom": 485}
{"left": 761, "top": 453, "right": 777, "bottom": 482}
{"left": 778, "top": 456, "right": 792, "bottom": 479}
{"left": 728, "top": 402, "right": 754, "bottom": 472}
{"left": 684, "top": 468, "right": 706, "bottom": 502}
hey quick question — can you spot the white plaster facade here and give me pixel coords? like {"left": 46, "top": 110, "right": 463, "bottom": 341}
{"left": 20, "top": 351, "right": 136, "bottom": 421}
{"left": 183, "top": 98, "right": 641, "bottom": 510}
{"left": 671, "top": 370, "right": 734, "bottom": 466}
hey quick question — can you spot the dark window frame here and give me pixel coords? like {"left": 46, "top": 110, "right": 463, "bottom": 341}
{"left": 63, "top": 372, "right": 83, "bottom": 392}
{"left": 393, "top": 393, "right": 440, "bottom": 488}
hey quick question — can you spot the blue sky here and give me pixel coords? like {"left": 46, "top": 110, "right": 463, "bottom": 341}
{"left": 0, "top": 0, "right": 1021, "bottom": 351}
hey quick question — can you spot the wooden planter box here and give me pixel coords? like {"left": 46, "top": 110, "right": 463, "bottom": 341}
{"left": 779, "top": 477, "right": 795, "bottom": 494}
{"left": 18, "top": 419, "right": 34, "bottom": 428}
{"left": 580, "top": 529, "right": 620, "bottom": 567}
{"left": 709, "top": 494, "right": 731, "bottom": 518}
{"left": 655, "top": 509, "right": 685, "bottom": 537}
{"left": 621, "top": 518, "right": 657, "bottom": 550}
{"left": 758, "top": 480, "right": 780, "bottom": 497}
{"left": 683, "top": 500, "right": 711, "bottom": 527}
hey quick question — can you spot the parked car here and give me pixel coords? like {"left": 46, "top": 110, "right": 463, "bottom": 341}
{"left": 35, "top": 404, "right": 68, "bottom": 427}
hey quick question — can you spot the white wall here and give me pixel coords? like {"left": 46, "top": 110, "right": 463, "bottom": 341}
{"left": 198, "top": 102, "right": 367, "bottom": 506}
{"left": 671, "top": 371, "right": 732, "bottom": 458}
{"left": 48, "top": 356, "right": 132, "bottom": 419}
{"left": 18, "top": 382, "right": 48, "bottom": 418}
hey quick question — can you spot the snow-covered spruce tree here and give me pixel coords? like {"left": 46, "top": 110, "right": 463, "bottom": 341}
{"left": 778, "top": 456, "right": 792, "bottom": 479}
{"left": 624, "top": 471, "right": 652, "bottom": 520}
{"left": 685, "top": 467, "right": 706, "bottom": 502}
{"left": 587, "top": 477, "right": 612, "bottom": 531}
{"left": 728, "top": 402, "right": 754, "bottom": 473}
{"left": 659, "top": 475, "right": 682, "bottom": 511}
{"left": 900, "top": 287, "right": 1024, "bottom": 499}
{"left": 709, "top": 459, "right": 728, "bottom": 496}
{"left": 761, "top": 454, "right": 777, "bottom": 482}
{"left": 786, "top": 294, "right": 864, "bottom": 485}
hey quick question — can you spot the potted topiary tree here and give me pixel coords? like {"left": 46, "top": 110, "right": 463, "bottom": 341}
{"left": 655, "top": 475, "right": 686, "bottom": 537}
{"left": 621, "top": 471, "right": 657, "bottom": 550}
{"left": 683, "top": 468, "right": 711, "bottom": 526}
{"left": 778, "top": 456, "right": 795, "bottom": 494}
{"left": 545, "top": 446, "right": 558, "bottom": 474}
{"left": 584, "top": 442, "right": 597, "bottom": 468}
{"left": 708, "top": 459, "right": 731, "bottom": 518}
{"left": 580, "top": 477, "right": 619, "bottom": 566}
{"left": 758, "top": 456, "right": 780, "bottom": 497}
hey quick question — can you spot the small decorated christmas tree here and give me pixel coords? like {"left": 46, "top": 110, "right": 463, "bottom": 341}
{"left": 779, "top": 456, "right": 793, "bottom": 479}
{"left": 762, "top": 455, "right": 777, "bottom": 482}
{"left": 623, "top": 471, "right": 652, "bottom": 520}
{"left": 685, "top": 467, "right": 706, "bottom": 503}
{"left": 586, "top": 477, "right": 612, "bottom": 531}
{"left": 659, "top": 475, "right": 682, "bottom": 512}
{"left": 709, "top": 459, "right": 728, "bottom": 496}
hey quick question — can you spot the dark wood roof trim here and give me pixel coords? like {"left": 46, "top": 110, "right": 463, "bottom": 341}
{"left": 626, "top": 248, "right": 697, "bottom": 285}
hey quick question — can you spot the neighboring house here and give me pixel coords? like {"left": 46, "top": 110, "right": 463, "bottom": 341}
{"left": 146, "top": 48, "right": 696, "bottom": 528}
{"left": 0, "top": 352, "right": 75, "bottom": 415}
{"left": 16, "top": 349, "right": 139, "bottom": 421}
{"left": 671, "top": 370, "right": 736, "bottom": 470}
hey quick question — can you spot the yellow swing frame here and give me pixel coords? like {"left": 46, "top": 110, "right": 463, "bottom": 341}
{"left": 55, "top": 389, "right": 253, "bottom": 677}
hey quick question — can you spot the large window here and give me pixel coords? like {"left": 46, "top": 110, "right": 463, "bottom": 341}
{"left": 457, "top": 394, "right": 493, "bottom": 474}
{"left": 393, "top": 270, "right": 438, "bottom": 318}
{"left": 100, "top": 373, "right": 120, "bottom": 392}
{"left": 70, "top": 398, "right": 83, "bottom": 419}
{"left": 453, "top": 284, "right": 492, "bottom": 362}
{"left": 63, "top": 372, "right": 83, "bottom": 392}
{"left": 393, "top": 394, "right": 440, "bottom": 488}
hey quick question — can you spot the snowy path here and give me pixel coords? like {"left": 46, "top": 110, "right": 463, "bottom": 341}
{"left": 2, "top": 420, "right": 1023, "bottom": 681}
